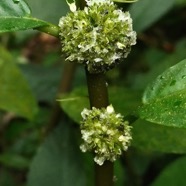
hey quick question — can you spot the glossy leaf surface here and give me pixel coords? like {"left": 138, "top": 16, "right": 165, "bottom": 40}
{"left": 0, "top": 17, "right": 49, "bottom": 33}
{"left": 0, "top": 0, "right": 51, "bottom": 33}
{"left": 138, "top": 59, "right": 186, "bottom": 128}
{"left": 0, "top": 0, "right": 30, "bottom": 16}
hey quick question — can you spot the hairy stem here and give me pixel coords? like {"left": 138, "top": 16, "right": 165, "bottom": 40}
{"left": 86, "top": 69, "right": 114, "bottom": 186}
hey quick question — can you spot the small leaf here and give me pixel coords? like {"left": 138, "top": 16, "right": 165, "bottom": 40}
{"left": 27, "top": 123, "right": 87, "bottom": 186}
{"left": 132, "top": 120, "right": 186, "bottom": 153}
{"left": 59, "top": 89, "right": 89, "bottom": 123}
{"left": 0, "top": 0, "right": 53, "bottom": 33}
{"left": 138, "top": 59, "right": 186, "bottom": 128}
{"left": 129, "top": 0, "right": 175, "bottom": 32}
{"left": 0, "top": 46, "right": 38, "bottom": 120}
{"left": 151, "top": 156, "right": 186, "bottom": 186}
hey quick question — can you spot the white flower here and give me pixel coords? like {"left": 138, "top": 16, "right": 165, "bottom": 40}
{"left": 66, "top": 0, "right": 77, "bottom": 12}
{"left": 59, "top": 0, "right": 136, "bottom": 73}
{"left": 80, "top": 144, "right": 87, "bottom": 152}
{"left": 86, "top": 0, "right": 112, "bottom": 6}
{"left": 116, "top": 42, "right": 125, "bottom": 49}
{"left": 110, "top": 53, "right": 121, "bottom": 61}
{"left": 118, "top": 135, "right": 125, "bottom": 142}
{"left": 81, "top": 130, "right": 94, "bottom": 142}
{"left": 94, "top": 58, "right": 103, "bottom": 62}
{"left": 94, "top": 156, "right": 105, "bottom": 166}
{"left": 81, "top": 108, "right": 90, "bottom": 119}
{"left": 106, "top": 105, "right": 114, "bottom": 114}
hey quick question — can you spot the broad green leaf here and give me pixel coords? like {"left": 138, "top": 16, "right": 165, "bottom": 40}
{"left": 132, "top": 120, "right": 186, "bottom": 153}
{"left": 0, "top": 0, "right": 53, "bottom": 33}
{"left": 0, "top": 46, "right": 38, "bottom": 120}
{"left": 60, "top": 87, "right": 141, "bottom": 123}
{"left": 0, "top": 0, "right": 30, "bottom": 16}
{"left": 138, "top": 59, "right": 186, "bottom": 128}
{"left": 27, "top": 123, "right": 87, "bottom": 186}
{"left": 129, "top": 0, "right": 175, "bottom": 32}
{"left": 151, "top": 156, "right": 186, "bottom": 186}
{"left": 0, "top": 17, "right": 49, "bottom": 33}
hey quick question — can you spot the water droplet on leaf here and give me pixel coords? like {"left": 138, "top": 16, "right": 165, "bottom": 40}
{"left": 13, "top": 0, "right": 20, "bottom": 3}
{"left": 159, "top": 76, "right": 165, "bottom": 80}
{"left": 170, "top": 79, "right": 176, "bottom": 86}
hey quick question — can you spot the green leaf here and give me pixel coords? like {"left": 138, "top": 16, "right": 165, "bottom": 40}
{"left": 129, "top": 0, "right": 175, "bottom": 32}
{"left": 27, "top": 123, "right": 87, "bottom": 186}
{"left": 0, "top": 46, "right": 38, "bottom": 120}
{"left": 0, "top": 153, "right": 30, "bottom": 170}
{"left": 151, "top": 156, "right": 186, "bottom": 186}
{"left": 59, "top": 88, "right": 89, "bottom": 123}
{"left": 60, "top": 87, "right": 141, "bottom": 123}
{"left": 132, "top": 120, "right": 186, "bottom": 153}
{"left": 0, "top": 0, "right": 30, "bottom": 16}
{"left": 138, "top": 59, "right": 186, "bottom": 128}
{"left": 0, "top": 17, "right": 49, "bottom": 33}
{"left": 0, "top": 0, "right": 52, "bottom": 33}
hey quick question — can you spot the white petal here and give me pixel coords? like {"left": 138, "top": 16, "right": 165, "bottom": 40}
{"left": 106, "top": 105, "right": 114, "bottom": 114}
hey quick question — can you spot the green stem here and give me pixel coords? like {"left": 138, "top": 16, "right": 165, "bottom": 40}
{"left": 35, "top": 24, "right": 60, "bottom": 38}
{"left": 86, "top": 69, "right": 114, "bottom": 186}
{"left": 86, "top": 70, "right": 109, "bottom": 108}
{"left": 79, "top": 1, "right": 113, "bottom": 185}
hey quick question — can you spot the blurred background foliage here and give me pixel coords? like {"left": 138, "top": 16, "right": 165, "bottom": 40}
{"left": 0, "top": 0, "right": 186, "bottom": 185}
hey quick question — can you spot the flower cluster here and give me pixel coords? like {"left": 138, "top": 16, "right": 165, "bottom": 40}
{"left": 59, "top": 0, "right": 136, "bottom": 73}
{"left": 80, "top": 105, "right": 132, "bottom": 165}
